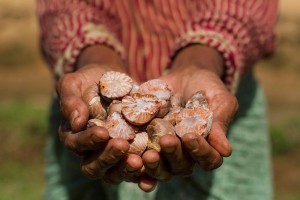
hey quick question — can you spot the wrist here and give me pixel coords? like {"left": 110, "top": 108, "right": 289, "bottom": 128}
{"left": 171, "top": 44, "right": 224, "bottom": 77}
{"left": 162, "top": 45, "right": 226, "bottom": 99}
{"left": 75, "top": 44, "right": 124, "bottom": 72}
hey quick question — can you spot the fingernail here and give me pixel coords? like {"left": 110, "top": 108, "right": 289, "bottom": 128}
{"left": 70, "top": 110, "right": 79, "bottom": 125}
{"left": 221, "top": 140, "right": 232, "bottom": 157}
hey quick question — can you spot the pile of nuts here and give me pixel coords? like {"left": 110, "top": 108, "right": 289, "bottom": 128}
{"left": 84, "top": 71, "right": 213, "bottom": 155}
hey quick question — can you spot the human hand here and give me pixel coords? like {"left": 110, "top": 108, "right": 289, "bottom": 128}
{"left": 56, "top": 45, "right": 156, "bottom": 191}
{"left": 142, "top": 45, "right": 239, "bottom": 181}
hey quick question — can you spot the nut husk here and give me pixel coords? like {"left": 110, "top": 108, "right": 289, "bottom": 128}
{"left": 128, "top": 132, "right": 148, "bottom": 156}
{"left": 106, "top": 112, "right": 137, "bottom": 140}
{"left": 170, "top": 92, "right": 184, "bottom": 108}
{"left": 185, "top": 91, "right": 209, "bottom": 110}
{"left": 175, "top": 108, "right": 213, "bottom": 138}
{"left": 83, "top": 84, "right": 107, "bottom": 120}
{"left": 87, "top": 118, "right": 106, "bottom": 128}
{"left": 107, "top": 100, "right": 122, "bottom": 115}
{"left": 146, "top": 118, "right": 175, "bottom": 152}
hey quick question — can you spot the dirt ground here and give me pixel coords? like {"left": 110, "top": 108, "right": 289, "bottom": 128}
{"left": 0, "top": 0, "right": 299, "bottom": 199}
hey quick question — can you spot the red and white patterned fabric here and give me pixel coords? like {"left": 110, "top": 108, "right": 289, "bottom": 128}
{"left": 37, "top": 0, "right": 278, "bottom": 93}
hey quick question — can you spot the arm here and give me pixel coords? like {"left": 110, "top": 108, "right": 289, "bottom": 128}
{"left": 172, "top": 0, "right": 278, "bottom": 93}
{"left": 37, "top": 0, "right": 154, "bottom": 190}
{"left": 142, "top": 0, "right": 277, "bottom": 182}
{"left": 37, "top": 0, "right": 124, "bottom": 76}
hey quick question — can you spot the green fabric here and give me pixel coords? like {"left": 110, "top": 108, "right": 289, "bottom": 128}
{"left": 44, "top": 71, "right": 272, "bottom": 200}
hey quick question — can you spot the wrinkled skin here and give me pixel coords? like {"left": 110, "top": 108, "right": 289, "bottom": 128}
{"left": 57, "top": 45, "right": 157, "bottom": 192}
{"left": 57, "top": 44, "right": 238, "bottom": 192}
{"left": 142, "top": 45, "right": 239, "bottom": 190}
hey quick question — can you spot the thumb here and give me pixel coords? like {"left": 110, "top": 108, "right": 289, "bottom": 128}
{"left": 207, "top": 92, "right": 239, "bottom": 157}
{"left": 56, "top": 73, "right": 89, "bottom": 132}
{"left": 208, "top": 121, "right": 232, "bottom": 157}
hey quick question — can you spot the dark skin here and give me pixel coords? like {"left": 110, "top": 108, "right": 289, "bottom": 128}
{"left": 58, "top": 45, "right": 156, "bottom": 190}
{"left": 57, "top": 44, "right": 238, "bottom": 191}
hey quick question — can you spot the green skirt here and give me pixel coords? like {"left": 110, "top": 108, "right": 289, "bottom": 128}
{"left": 44, "top": 71, "right": 273, "bottom": 200}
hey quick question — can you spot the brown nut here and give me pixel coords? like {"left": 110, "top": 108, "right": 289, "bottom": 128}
{"left": 137, "top": 79, "right": 171, "bottom": 118}
{"left": 122, "top": 93, "right": 161, "bottom": 126}
{"left": 99, "top": 71, "right": 134, "bottom": 101}
{"left": 128, "top": 132, "right": 148, "bottom": 156}
{"left": 107, "top": 100, "right": 122, "bottom": 116}
{"left": 146, "top": 118, "right": 175, "bottom": 152}
{"left": 83, "top": 84, "right": 107, "bottom": 120}
{"left": 106, "top": 112, "right": 136, "bottom": 140}
{"left": 185, "top": 91, "right": 209, "bottom": 110}
{"left": 163, "top": 107, "right": 183, "bottom": 125}
{"left": 157, "top": 100, "right": 171, "bottom": 118}
{"left": 175, "top": 108, "right": 213, "bottom": 138}
{"left": 87, "top": 115, "right": 136, "bottom": 140}
{"left": 87, "top": 118, "right": 106, "bottom": 128}
{"left": 170, "top": 92, "right": 184, "bottom": 108}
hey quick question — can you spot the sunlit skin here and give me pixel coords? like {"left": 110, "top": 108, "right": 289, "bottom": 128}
{"left": 57, "top": 44, "right": 238, "bottom": 192}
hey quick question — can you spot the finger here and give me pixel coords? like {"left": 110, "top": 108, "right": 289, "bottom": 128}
{"left": 138, "top": 175, "right": 158, "bottom": 192}
{"left": 57, "top": 73, "right": 89, "bottom": 132}
{"left": 103, "top": 154, "right": 144, "bottom": 184}
{"left": 208, "top": 92, "right": 239, "bottom": 157}
{"left": 59, "top": 123, "right": 109, "bottom": 155}
{"left": 208, "top": 121, "right": 233, "bottom": 157}
{"left": 181, "top": 133, "right": 223, "bottom": 171}
{"left": 80, "top": 138, "right": 129, "bottom": 179}
{"left": 159, "top": 134, "right": 194, "bottom": 176}
{"left": 142, "top": 150, "right": 171, "bottom": 181}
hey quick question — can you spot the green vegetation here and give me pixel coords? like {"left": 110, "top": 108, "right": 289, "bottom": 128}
{"left": 270, "top": 116, "right": 300, "bottom": 155}
{"left": 0, "top": 101, "right": 48, "bottom": 200}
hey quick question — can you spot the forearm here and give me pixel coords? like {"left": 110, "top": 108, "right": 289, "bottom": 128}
{"left": 76, "top": 44, "right": 124, "bottom": 72}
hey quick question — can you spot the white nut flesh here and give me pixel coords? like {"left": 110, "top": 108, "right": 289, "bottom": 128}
{"left": 185, "top": 91, "right": 209, "bottom": 110}
{"left": 163, "top": 107, "right": 183, "bottom": 125}
{"left": 137, "top": 79, "right": 171, "bottom": 117}
{"left": 122, "top": 93, "right": 161, "bottom": 125}
{"left": 106, "top": 112, "right": 136, "bottom": 140}
{"left": 99, "top": 71, "right": 134, "bottom": 100}
{"left": 175, "top": 108, "right": 213, "bottom": 138}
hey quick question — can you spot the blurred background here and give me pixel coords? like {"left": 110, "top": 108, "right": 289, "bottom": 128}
{"left": 0, "top": 0, "right": 299, "bottom": 199}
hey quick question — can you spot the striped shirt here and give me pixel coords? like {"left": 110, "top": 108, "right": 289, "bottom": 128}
{"left": 37, "top": 0, "right": 278, "bottom": 92}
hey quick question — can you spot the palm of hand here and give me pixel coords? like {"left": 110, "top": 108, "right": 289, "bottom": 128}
{"left": 141, "top": 67, "right": 238, "bottom": 182}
